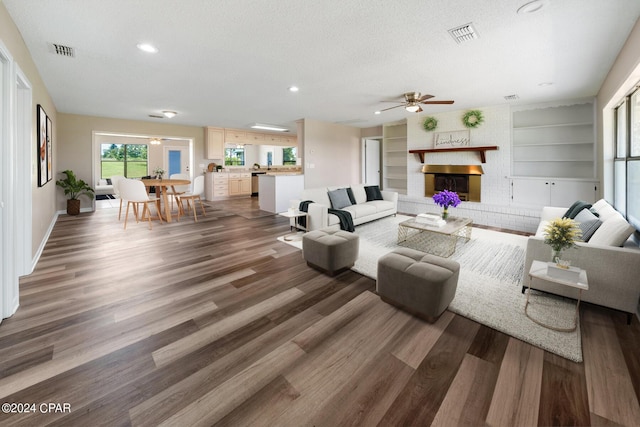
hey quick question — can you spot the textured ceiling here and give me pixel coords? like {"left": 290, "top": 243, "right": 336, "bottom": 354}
{"left": 4, "top": 0, "right": 640, "bottom": 131}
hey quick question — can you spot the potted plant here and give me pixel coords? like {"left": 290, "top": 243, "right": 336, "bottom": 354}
{"left": 56, "top": 169, "right": 95, "bottom": 215}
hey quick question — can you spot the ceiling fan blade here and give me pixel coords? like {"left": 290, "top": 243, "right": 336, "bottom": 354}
{"left": 421, "top": 100, "right": 455, "bottom": 105}
{"left": 380, "top": 100, "right": 404, "bottom": 103}
{"left": 418, "top": 94, "right": 434, "bottom": 101}
{"left": 380, "top": 104, "right": 405, "bottom": 112}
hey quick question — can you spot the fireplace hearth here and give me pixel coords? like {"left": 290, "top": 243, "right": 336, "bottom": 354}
{"left": 422, "top": 165, "right": 483, "bottom": 202}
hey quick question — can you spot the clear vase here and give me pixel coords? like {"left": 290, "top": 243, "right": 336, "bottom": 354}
{"left": 551, "top": 249, "right": 562, "bottom": 264}
{"left": 442, "top": 208, "right": 449, "bottom": 220}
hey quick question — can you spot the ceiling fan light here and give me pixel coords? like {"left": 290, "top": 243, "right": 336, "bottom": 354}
{"left": 405, "top": 104, "right": 420, "bottom": 113}
{"left": 162, "top": 110, "right": 177, "bottom": 118}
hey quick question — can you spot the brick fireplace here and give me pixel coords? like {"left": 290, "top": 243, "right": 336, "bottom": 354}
{"left": 422, "top": 164, "right": 483, "bottom": 202}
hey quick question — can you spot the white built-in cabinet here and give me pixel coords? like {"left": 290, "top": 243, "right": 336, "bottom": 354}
{"left": 511, "top": 102, "right": 598, "bottom": 206}
{"left": 382, "top": 121, "right": 407, "bottom": 194}
{"left": 511, "top": 178, "right": 599, "bottom": 206}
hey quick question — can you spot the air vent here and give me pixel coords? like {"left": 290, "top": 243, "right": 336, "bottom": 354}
{"left": 48, "top": 43, "right": 75, "bottom": 57}
{"left": 148, "top": 114, "right": 164, "bottom": 119}
{"left": 504, "top": 94, "right": 519, "bottom": 100}
{"left": 448, "top": 23, "right": 479, "bottom": 44}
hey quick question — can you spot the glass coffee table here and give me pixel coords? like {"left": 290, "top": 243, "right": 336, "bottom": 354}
{"left": 397, "top": 216, "right": 473, "bottom": 257}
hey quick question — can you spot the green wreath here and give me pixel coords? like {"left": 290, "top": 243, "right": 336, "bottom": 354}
{"left": 422, "top": 116, "right": 438, "bottom": 132}
{"left": 462, "top": 110, "right": 484, "bottom": 128}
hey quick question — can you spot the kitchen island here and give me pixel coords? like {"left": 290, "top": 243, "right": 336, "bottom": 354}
{"left": 258, "top": 173, "right": 304, "bottom": 213}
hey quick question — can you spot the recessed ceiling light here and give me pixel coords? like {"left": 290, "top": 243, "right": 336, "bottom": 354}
{"left": 374, "top": 111, "right": 381, "bottom": 115}
{"left": 137, "top": 43, "right": 158, "bottom": 53}
{"left": 162, "top": 110, "right": 177, "bottom": 118}
{"left": 517, "top": 1, "right": 544, "bottom": 14}
{"left": 538, "top": 82, "right": 553, "bottom": 86}
{"left": 288, "top": 86, "right": 299, "bottom": 92}
{"left": 250, "top": 123, "right": 289, "bottom": 132}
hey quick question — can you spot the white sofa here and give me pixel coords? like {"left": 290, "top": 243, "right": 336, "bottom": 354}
{"left": 292, "top": 184, "right": 398, "bottom": 231}
{"left": 523, "top": 199, "right": 640, "bottom": 321}
{"left": 95, "top": 179, "right": 114, "bottom": 196}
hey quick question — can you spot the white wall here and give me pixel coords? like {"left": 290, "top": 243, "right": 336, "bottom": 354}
{"left": 301, "top": 119, "right": 361, "bottom": 188}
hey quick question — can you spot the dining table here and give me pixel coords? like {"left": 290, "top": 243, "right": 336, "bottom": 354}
{"left": 141, "top": 178, "right": 191, "bottom": 223}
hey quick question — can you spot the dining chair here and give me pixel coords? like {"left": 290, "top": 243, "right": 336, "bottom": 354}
{"left": 110, "top": 175, "right": 126, "bottom": 220}
{"left": 118, "top": 179, "right": 163, "bottom": 230}
{"left": 177, "top": 175, "right": 206, "bottom": 222}
{"left": 166, "top": 173, "right": 190, "bottom": 211}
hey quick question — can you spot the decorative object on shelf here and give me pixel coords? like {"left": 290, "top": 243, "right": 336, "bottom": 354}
{"left": 543, "top": 217, "right": 581, "bottom": 265}
{"left": 462, "top": 110, "right": 484, "bottom": 128}
{"left": 409, "top": 145, "right": 498, "bottom": 163}
{"left": 433, "top": 130, "right": 470, "bottom": 149}
{"left": 55, "top": 169, "right": 95, "bottom": 215}
{"left": 422, "top": 116, "right": 438, "bottom": 132}
{"left": 432, "top": 190, "right": 461, "bottom": 220}
{"left": 253, "top": 163, "right": 261, "bottom": 170}
{"left": 153, "top": 167, "right": 165, "bottom": 180}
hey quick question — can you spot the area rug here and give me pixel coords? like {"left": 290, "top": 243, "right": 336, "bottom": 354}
{"left": 279, "top": 215, "right": 582, "bottom": 362}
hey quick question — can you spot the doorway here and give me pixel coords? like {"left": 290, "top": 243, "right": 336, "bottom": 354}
{"left": 363, "top": 138, "right": 381, "bottom": 186}
{"left": 166, "top": 146, "right": 190, "bottom": 177}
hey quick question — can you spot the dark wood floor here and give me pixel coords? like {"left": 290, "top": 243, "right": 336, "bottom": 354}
{"left": 0, "top": 197, "right": 639, "bottom": 426}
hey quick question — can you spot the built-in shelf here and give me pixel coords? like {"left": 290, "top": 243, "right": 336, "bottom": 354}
{"left": 408, "top": 146, "right": 499, "bottom": 163}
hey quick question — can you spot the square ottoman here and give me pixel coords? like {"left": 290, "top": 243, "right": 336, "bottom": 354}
{"left": 302, "top": 229, "right": 359, "bottom": 276}
{"left": 377, "top": 247, "right": 459, "bottom": 322}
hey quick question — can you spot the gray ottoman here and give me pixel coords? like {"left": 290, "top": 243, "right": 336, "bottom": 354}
{"left": 302, "top": 229, "right": 359, "bottom": 276}
{"left": 377, "top": 247, "right": 459, "bottom": 322}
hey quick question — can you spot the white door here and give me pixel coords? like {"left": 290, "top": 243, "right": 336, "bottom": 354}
{"left": 165, "top": 146, "right": 190, "bottom": 177}
{"left": 364, "top": 139, "right": 381, "bottom": 185}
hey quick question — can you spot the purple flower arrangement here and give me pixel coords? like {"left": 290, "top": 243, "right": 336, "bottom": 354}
{"left": 432, "top": 190, "right": 461, "bottom": 208}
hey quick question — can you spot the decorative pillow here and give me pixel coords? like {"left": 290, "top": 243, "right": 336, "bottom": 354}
{"left": 346, "top": 188, "right": 357, "bottom": 205}
{"left": 574, "top": 208, "right": 602, "bottom": 242}
{"left": 594, "top": 204, "right": 618, "bottom": 222}
{"left": 364, "top": 185, "right": 383, "bottom": 201}
{"left": 350, "top": 184, "right": 368, "bottom": 204}
{"left": 106, "top": 178, "right": 112, "bottom": 185}
{"left": 591, "top": 199, "right": 610, "bottom": 213}
{"left": 563, "top": 200, "right": 591, "bottom": 219}
{"left": 98, "top": 179, "right": 108, "bottom": 186}
{"left": 588, "top": 215, "right": 635, "bottom": 246}
{"left": 328, "top": 188, "right": 353, "bottom": 210}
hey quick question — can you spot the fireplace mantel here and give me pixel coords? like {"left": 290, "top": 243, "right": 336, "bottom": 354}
{"left": 409, "top": 145, "right": 499, "bottom": 163}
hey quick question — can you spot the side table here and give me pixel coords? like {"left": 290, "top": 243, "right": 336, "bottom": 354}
{"left": 526, "top": 260, "right": 588, "bottom": 332}
{"left": 278, "top": 210, "right": 309, "bottom": 241}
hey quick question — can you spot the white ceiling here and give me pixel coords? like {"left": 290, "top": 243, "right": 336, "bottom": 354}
{"left": 4, "top": 0, "right": 640, "bottom": 131}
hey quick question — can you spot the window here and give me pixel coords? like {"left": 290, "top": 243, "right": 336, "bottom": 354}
{"left": 283, "top": 147, "right": 297, "bottom": 165}
{"left": 614, "top": 86, "right": 640, "bottom": 230}
{"left": 225, "top": 147, "right": 245, "bottom": 166}
{"left": 100, "top": 143, "right": 148, "bottom": 178}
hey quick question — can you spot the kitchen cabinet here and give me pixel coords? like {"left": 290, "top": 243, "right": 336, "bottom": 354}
{"left": 205, "top": 127, "right": 224, "bottom": 159}
{"left": 228, "top": 172, "right": 251, "bottom": 196}
{"left": 224, "top": 129, "right": 246, "bottom": 144}
{"left": 511, "top": 178, "right": 599, "bottom": 207}
{"left": 204, "top": 172, "right": 229, "bottom": 200}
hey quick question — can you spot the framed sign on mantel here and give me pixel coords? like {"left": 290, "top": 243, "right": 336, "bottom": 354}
{"left": 433, "top": 130, "right": 470, "bottom": 149}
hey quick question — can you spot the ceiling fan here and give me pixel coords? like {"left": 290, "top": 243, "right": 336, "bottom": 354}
{"left": 380, "top": 92, "right": 454, "bottom": 113}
